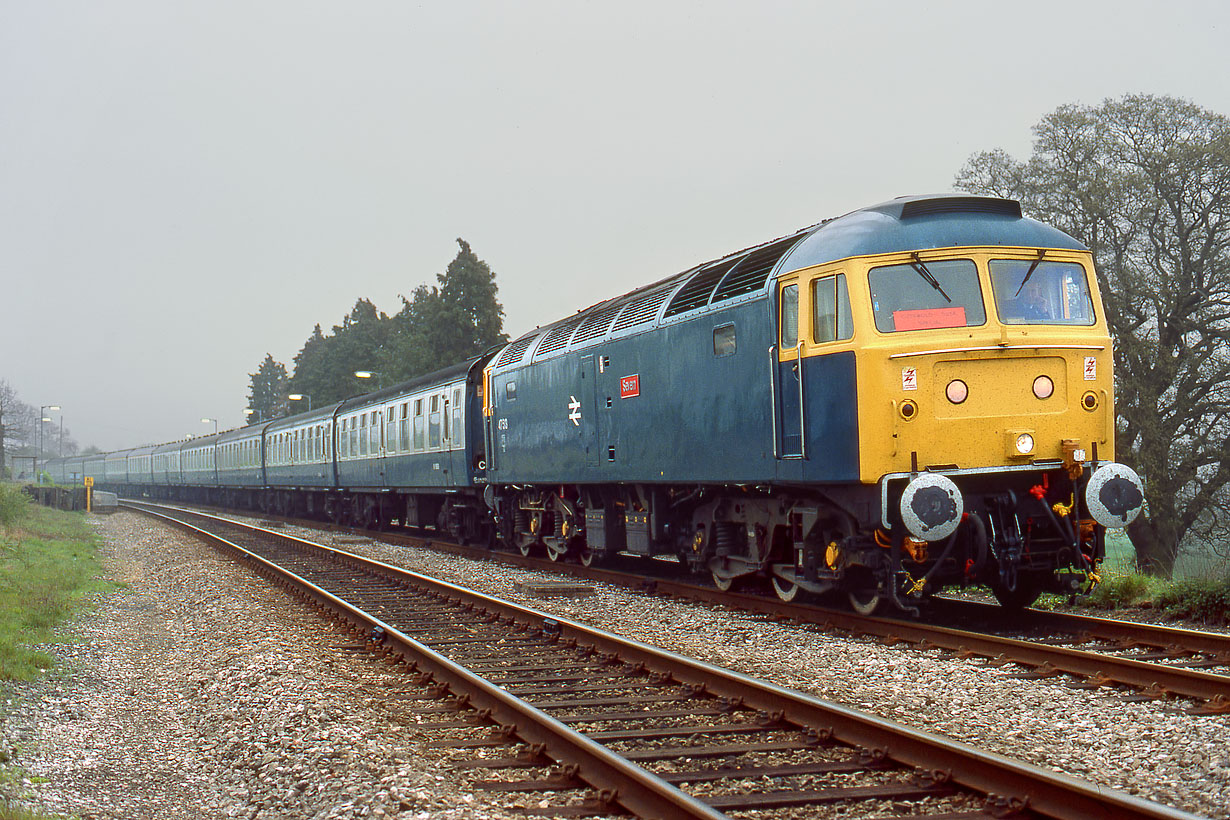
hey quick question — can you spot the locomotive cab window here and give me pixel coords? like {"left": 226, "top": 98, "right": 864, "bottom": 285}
{"left": 869, "top": 258, "right": 986, "bottom": 332}
{"left": 713, "top": 323, "right": 736, "bottom": 357}
{"left": 990, "top": 259, "right": 1096, "bottom": 325}
{"left": 780, "top": 283, "right": 799, "bottom": 347}
{"left": 812, "top": 274, "right": 853, "bottom": 343}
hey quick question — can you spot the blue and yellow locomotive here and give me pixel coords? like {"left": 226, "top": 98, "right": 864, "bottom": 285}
{"left": 49, "top": 194, "right": 1145, "bottom": 612}
{"left": 482, "top": 194, "right": 1144, "bottom": 612}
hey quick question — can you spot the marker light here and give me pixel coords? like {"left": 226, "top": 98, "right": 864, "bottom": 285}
{"left": 945, "top": 379, "right": 968, "bottom": 404}
{"left": 1015, "top": 433, "right": 1034, "bottom": 454}
{"left": 1032, "top": 375, "right": 1054, "bottom": 400}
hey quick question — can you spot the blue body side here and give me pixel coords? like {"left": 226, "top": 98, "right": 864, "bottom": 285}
{"left": 489, "top": 298, "right": 860, "bottom": 485}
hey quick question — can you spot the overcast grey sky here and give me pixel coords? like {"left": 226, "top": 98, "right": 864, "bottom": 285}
{"left": 3, "top": 0, "right": 1228, "bottom": 451}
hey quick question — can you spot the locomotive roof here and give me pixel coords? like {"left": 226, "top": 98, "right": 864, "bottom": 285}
{"left": 489, "top": 195, "right": 1086, "bottom": 373}
{"left": 779, "top": 194, "right": 1087, "bottom": 271}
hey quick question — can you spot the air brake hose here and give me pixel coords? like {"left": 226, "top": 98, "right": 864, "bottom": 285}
{"left": 914, "top": 521, "right": 964, "bottom": 594}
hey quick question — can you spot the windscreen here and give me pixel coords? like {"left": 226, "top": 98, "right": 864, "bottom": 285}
{"left": 989, "top": 259, "right": 1096, "bottom": 325}
{"left": 869, "top": 259, "right": 986, "bottom": 333}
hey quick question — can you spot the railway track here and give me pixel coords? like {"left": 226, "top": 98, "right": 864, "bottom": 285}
{"left": 122, "top": 500, "right": 1202, "bottom": 820}
{"left": 359, "top": 520, "right": 1230, "bottom": 713}
{"left": 136, "top": 500, "right": 1230, "bottom": 713}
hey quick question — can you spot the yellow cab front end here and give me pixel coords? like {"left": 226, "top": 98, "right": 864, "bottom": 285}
{"left": 781, "top": 244, "right": 1144, "bottom": 610}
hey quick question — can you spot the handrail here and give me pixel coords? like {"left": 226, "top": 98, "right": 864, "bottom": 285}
{"left": 767, "top": 345, "right": 779, "bottom": 459}
{"left": 796, "top": 341, "right": 807, "bottom": 460}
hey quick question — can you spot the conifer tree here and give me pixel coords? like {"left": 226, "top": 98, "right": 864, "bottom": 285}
{"left": 246, "top": 354, "right": 289, "bottom": 423}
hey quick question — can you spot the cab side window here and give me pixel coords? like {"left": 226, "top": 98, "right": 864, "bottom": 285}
{"left": 812, "top": 274, "right": 853, "bottom": 343}
{"left": 780, "top": 284, "right": 799, "bottom": 348}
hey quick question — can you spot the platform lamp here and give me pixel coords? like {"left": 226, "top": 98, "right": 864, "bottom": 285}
{"left": 354, "top": 370, "right": 384, "bottom": 390}
{"left": 288, "top": 393, "right": 312, "bottom": 411}
{"left": 201, "top": 417, "right": 218, "bottom": 435}
{"left": 38, "top": 405, "right": 60, "bottom": 483}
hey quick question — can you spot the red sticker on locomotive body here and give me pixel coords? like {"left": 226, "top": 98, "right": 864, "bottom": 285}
{"left": 620, "top": 374, "right": 640, "bottom": 399}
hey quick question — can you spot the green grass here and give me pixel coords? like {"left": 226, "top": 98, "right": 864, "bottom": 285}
{"left": 0, "top": 487, "right": 29, "bottom": 530}
{"left": 1155, "top": 576, "right": 1230, "bottom": 625}
{"left": 0, "top": 486, "right": 111, "bottom": 680}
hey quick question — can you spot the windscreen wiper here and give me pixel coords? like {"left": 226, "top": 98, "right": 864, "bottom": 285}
{"left": 910, "top": 253, "right": 951, "bottom": 303}
{"left": 1013, "top": 249, "right": 1048, "bottom": 297}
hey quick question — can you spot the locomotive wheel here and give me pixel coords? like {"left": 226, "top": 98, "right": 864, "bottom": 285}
{"left": 847, "top": 588, "right": 883, "bottom": 616}
{"left": 711, "top": 571, "right": 734, "bottom": 592}
{"left": 578, "top": 545, "right": 596, "bottom": 567}
{"left": 990, "top": 577, "right": 1044, "bottom": 609}
{"left": 546, "top": 541, "right": 567, "bottom": 562}
{"left": 771, "top": 574, "right": 801, "bottom": 602}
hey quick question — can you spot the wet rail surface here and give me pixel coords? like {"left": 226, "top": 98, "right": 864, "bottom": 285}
{"left": 122, "top": 501, "right": 1203, "bottom": 820}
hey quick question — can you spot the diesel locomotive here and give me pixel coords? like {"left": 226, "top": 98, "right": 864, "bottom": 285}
{"left": 48, "top": 194, "right": 1145, "bottom": 613}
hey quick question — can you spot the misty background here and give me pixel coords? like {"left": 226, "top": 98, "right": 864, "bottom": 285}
{"left": 3, "top": 0, "right": 1229, "bottom": 450}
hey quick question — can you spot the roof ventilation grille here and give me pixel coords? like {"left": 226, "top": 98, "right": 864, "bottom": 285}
{"left": 495, "top": 334, "right": 539, "bottom": 367}
{"left": 534, "top": 317, "right": 585, "bottom": 358}
{"left": 711, "top": 232, "right": 809, "bottom": 302}
{"left": 663, "top": 257, "right": 741, "bottom": 317}
{"left": 611, "top": 288, "right": 673, "bottom": 331}
{"left": 571, "top": 302, "right": 625, "bottom": 346}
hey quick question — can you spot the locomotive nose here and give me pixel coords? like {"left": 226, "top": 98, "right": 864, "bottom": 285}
{"left": 899, "top": 473, "right": 963, "bottom": 542}
{"left": 1085, "top": 462, "right": 1145, "bottom": 528}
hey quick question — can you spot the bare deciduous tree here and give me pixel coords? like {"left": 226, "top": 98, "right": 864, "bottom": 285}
{"left": 957, "top": 94, "right": 1230, "bottom": 576}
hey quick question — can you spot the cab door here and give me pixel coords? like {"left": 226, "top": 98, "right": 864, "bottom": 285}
{"left": 774, "top": 280, "right": 805, "bottom": 459}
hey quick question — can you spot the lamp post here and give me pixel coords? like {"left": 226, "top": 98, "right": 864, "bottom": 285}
{"left": 244, "top": 408, "right": 259, "bottom": 425}
{"left": 288, "top": 394, "right": 312, "bottom": 412}
{"left": 38, "top": 404, "right": 60, "bottom": 483}
{"left": 354, "top": 370, "right": 384, "bottom": 390}
{"left": 201, "top": 417, "right": 218, "bottom": 435}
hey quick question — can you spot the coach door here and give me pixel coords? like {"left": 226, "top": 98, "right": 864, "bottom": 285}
{"left": 442, "top": 385, "right": 464, "bottom": 482}
{"left": 774, "top": 280, "right": 805, "bottom": 459}
{"left": 374, "top": 408, "right": 389, "bottom": 486}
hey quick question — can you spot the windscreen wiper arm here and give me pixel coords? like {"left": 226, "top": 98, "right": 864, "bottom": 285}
{"left": 910, "top": 253, "right": 952, "bottom": 303}
{"left": 1013, "top": 249, "right": 1048, "bottom": 297}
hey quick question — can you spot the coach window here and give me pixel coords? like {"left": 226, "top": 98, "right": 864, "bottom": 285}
{"left": 452, "top": 388, "right": 463, "bottom": 448}
{"left": 713, "top": 323, "right": 736, "bottom": 357}
{"left": 349, "top": 416, "right": 358, "bottom": 456}
{"left": 780, "top": 283, "right": 799, "bottom": 348}
{"left": 429, "top": 395, "right": 442, "bottom": 448}
{"left": 413, "top": 399, "right": 425, "bottom": 451}
{"left": 812, "top": 274, "right": 854, "bottom": 343}
{"left": 376, "top": 410, "right": 385, "bottom": 451}
{"left": 361, "top": 413, "right": 370, "bottom": 456}
{"left": 399, "top": 403, "right": 409, "bottom": 451}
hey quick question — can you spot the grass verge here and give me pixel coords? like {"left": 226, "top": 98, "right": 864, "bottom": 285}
{"left": 0, "top": 484, "right": 108, "bottom": 819}
{"left": 0, "top": 485, "right": 111, "bottom": 680}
